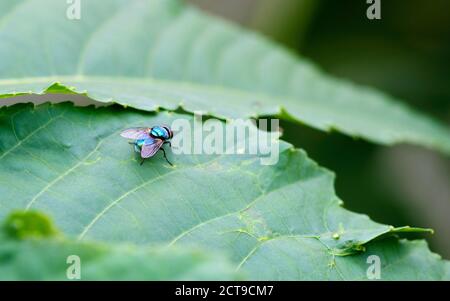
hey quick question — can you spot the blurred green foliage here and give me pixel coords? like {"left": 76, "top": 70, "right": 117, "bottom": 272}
{"left": 297, "top": 0, "right": 450, "bottom": 258}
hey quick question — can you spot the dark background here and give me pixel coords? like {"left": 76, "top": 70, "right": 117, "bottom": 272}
{"left": 189, "top": 0, "right": 450, "bottom": 258}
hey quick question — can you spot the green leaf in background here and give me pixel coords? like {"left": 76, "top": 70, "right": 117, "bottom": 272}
{"left": 0, "top": 211, "right": 240, "bottom": 280}
{"left": 0, "top": 0, "right": 449, "bottom": 153}
{"left": 0, "top": 102, "right": 447, "bottom": 280}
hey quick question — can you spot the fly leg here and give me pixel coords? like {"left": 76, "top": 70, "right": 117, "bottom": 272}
{"left": 140, "top": 158, "right": 145, "bottom": 166}
{"left": 160, "top": 147, "right": 173, "bottom": 166}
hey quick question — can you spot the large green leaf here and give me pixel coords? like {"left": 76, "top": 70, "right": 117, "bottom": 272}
{"left": 0, "top": 0, "right": 449, "bottom": 153}
{"left": 0, "top": 211, "right": 240, "bottom": 280}
{"left": 0, "top": 102, "right": 447, "bottom": 280}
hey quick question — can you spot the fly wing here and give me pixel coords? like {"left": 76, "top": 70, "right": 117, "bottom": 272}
{"left": 141, "top": 138, "right": 164, "bottom": 158}
{"left": 120, "top": 128, "right": 149, "bottom": 140}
